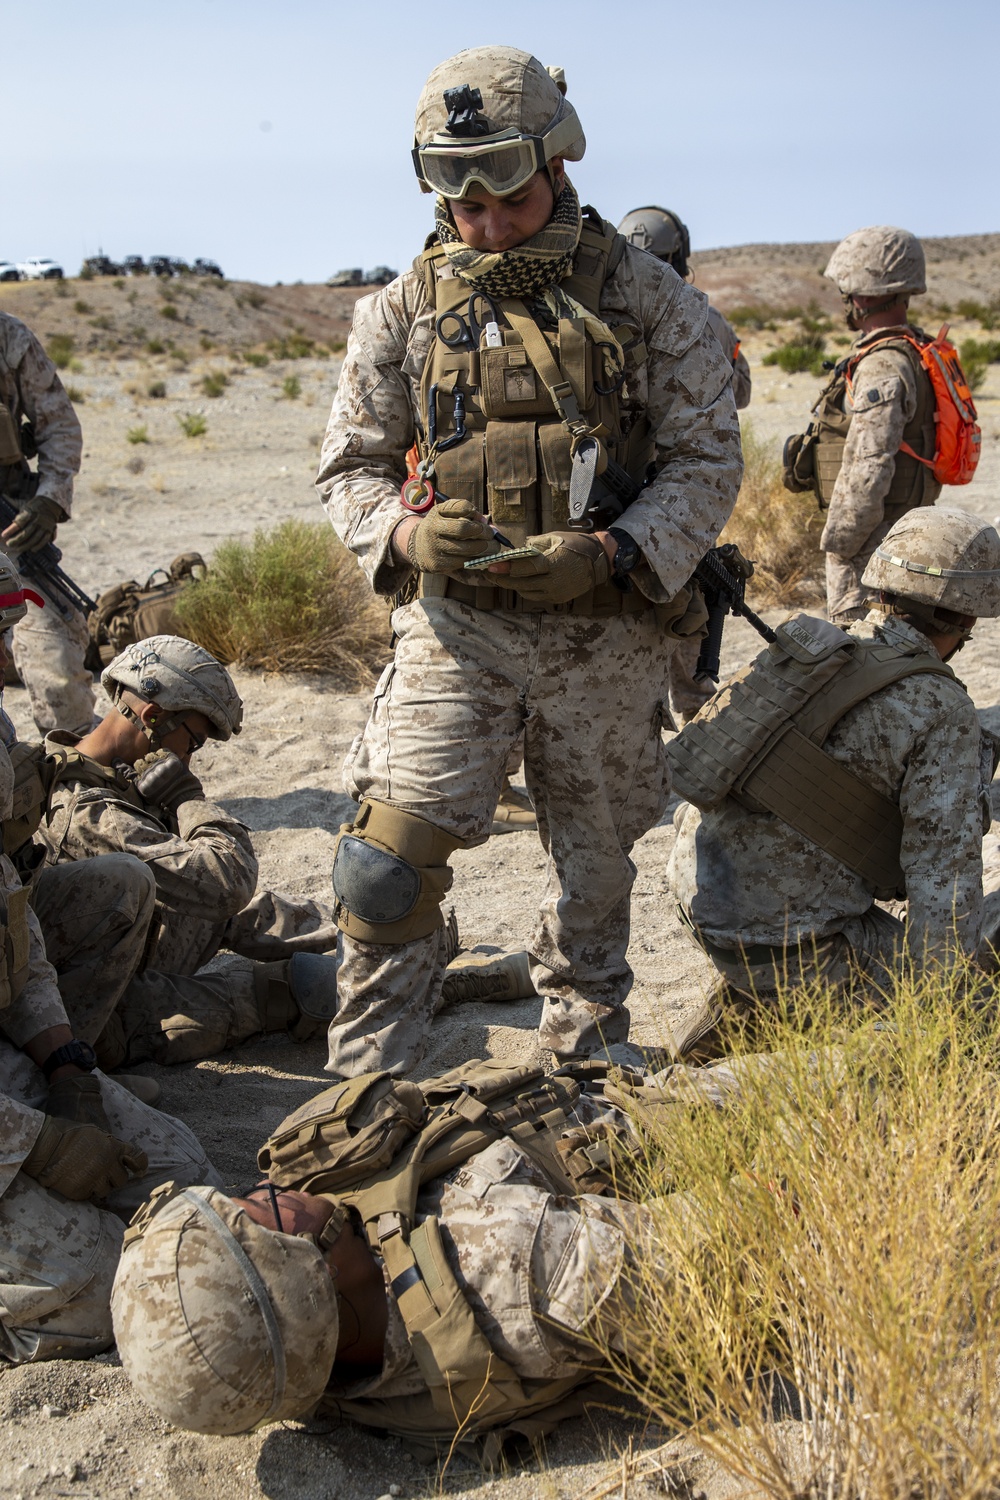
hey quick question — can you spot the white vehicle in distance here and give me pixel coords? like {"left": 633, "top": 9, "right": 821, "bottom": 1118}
{"left": 18, "top": 257, "right": 63, "bottom": 280}
{"left": 0, "top": 262, "right": 22, "bottom": 282}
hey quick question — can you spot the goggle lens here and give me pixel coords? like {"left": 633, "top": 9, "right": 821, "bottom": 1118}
{"left": 416, "top": 137, "right": 541, "bottom": 199}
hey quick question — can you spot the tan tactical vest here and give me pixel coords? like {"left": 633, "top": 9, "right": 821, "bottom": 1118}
{"left": 666, "top": 614, "right": 956, "bottom": 898}
{"left": 260, "top": 1058, "right": 647, "bottom": 1461}
{"left": 812, "top": 330, "right": 940, "bottom": 512}
{"left": 413, "top": 211, "right": 656, "bottom": 617}
{"left": 0, "top": 350, "right": 31, "bottom": 500}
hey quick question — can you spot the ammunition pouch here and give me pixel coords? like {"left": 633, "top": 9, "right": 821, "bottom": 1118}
{"left": 781, "top": 430, "right": 819, "bottom": 497}
{"left": 332, "top": 799, "right": 462, "bottom": 945}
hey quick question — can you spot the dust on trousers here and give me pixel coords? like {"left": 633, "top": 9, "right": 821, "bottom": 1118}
{"left": 329, "top": 596, "right": 675, "bottom": 1077}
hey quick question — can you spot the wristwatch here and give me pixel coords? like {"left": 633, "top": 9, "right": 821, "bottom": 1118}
{"left": 41, "top": 1039, "right": 97, "bottom": 1080}
{"left": 608, "top": 527, "right": 641, "bottom": 592}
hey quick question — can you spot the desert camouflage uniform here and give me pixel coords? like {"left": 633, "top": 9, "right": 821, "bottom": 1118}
{"left": 821, "top": 339, "right": 926, "bottom": 622}
{"left": 0, "top": 313, "right": 94, "bottom": 735}
{"left": 667, "top": 306, "right": 751, "bottom": 724}
{"left": 318, "top": 243, "right": 742, "bottom": 1070}
{"left": 33, "top": 733, "right": 337, "bottom": 1066}
{"left": 0, "top": 846, "right": 219, "bottom": 1363}
{"left": 668, "top": 609, "right": 987, "bottom": 1045}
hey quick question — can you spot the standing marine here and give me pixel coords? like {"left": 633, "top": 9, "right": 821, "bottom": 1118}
{"left": 317, "top": 45, "right": 742, "bottom": 1076}
{"left": 782, "top": 226, "right": 937, "bottom": 624}
{"left": 618, "top": 205, "right": 752, "bottom": 722}
{"left": 0, "top": 311, "right": 96, "bottom": 734}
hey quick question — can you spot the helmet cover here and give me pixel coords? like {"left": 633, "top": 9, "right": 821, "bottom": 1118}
{"left": 824, "top": 226, "right": 926, "bottom": 298}
{"left": 102, "top": 635, "right": 243, "bottom": 740}
{"left": 862, "top": 506, "right": 1000, "bottom": 618}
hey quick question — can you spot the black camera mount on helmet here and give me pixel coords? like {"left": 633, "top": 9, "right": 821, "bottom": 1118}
{"left": 443, "top": 86, "right": 491, "bottom": 138}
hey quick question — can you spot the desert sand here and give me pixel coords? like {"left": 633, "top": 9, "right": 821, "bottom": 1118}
{"left": 0, "top": 244, "right": 998, "bottom": 1500}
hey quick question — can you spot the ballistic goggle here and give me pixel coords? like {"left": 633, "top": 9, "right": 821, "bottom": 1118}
{"left": 412, "top": 109, "right": 582, "bottom": 199}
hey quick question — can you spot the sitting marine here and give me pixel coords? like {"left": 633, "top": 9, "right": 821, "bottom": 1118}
{"left": 666, "top": 506, "right": 1000, "bottom": 1057}
{"left": 0, "top": 555, "right": 220, "bottom": 1365}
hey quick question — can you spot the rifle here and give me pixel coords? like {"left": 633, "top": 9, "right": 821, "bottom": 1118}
{"left": 0, "top": 495, "right": 97, "bottom": 620}
{"left": 567, "top": 440, "right": 776, "bottom": 681}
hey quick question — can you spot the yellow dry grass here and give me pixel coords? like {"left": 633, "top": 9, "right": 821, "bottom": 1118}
{"left": 721, "top": 422, "right": 826, "bottom": 607}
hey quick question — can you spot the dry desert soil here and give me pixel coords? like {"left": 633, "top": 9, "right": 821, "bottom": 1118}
{"left": 0, "top": 237, "right": 999, "bottom": 1500}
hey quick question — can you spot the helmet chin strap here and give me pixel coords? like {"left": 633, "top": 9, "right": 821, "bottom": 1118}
{"left": 115, "top": 695, "right": 188, "bottom": 752}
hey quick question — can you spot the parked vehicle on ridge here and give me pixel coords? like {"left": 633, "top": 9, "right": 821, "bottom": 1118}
{"left": 18, "top": 257, "right": 63, "bottom": 280}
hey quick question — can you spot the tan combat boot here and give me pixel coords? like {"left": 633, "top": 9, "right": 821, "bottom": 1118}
{"left": 491, "top": 775, "right": 537, "bottom": 834}
{"left": 440, "top": 948, "right": 537, "bottom": 1006}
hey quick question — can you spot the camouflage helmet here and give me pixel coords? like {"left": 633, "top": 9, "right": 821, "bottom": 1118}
{"left": 102, "top": 635, "right": 243, "bottom": 741}
{"left": 617, "top": 207, "right": 691, "bottom": 276}
{"left": 413, "top": 46, "right": 584, "bottom": 198}
{"left": 862, "top": 507, "right": 1000, "bottom": 618}
{"left": 0, "top": 550, "right": 43, "bottom": 632}
{"left": 824, "top": 226, "right": 926, "bottom": 299}
{"left": 111, "top": 1185, "right": 340, "bottom": 1436}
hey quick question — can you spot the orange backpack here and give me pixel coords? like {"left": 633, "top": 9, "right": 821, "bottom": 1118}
{"left": 848, "top": 325, "right": 981, "bottom": 486}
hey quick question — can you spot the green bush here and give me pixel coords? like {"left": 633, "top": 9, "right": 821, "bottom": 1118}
{"left": 244, "top": 289, "right": 267, "bottom": 310}
{"left": 200, "top": 335, "right": 214, "bottom": 351}
{"left": 763, "top": 336, "right": 827, "bottom": 376}
{"left": 73, "top": 299, "right": 91, "bottom": 315}
{"left": 161, "top": 304, "right": 180, "bottom": 322}
{"left": 201, "top": 372, "right": 229, "bottom": 398}
{"left": 147, "top": 381, "right": 167, "bottom": 399}
{"left": 269, "top": 332, "right": 314, "bottom": 360}
{"left": 78, "top": 266, "right": 94, "bottom": 282}
{"left": 126, "top": 425, "right": 149, "bottom": 445}
{"left": 281, "top": 375, "right": 301, "bottom": 400}
{"left": 959, "top": 338, "right": 1000, "bottom": 393}
{"left": 145, "top": 338, "right": 165, "bottom": 355}
{"left": 47, "top": 334, "right": 75, "bottom": 369}
{"left": 174, "top": 520, "right": 387, "bottom": 684}
{"left": 245, "top": 350, "right": 269, "bottom": 368}
{"left": 66, "top": 386, "right": 85, "bottom": 403}
{"left": 957, "top": 298, "right": 998, "bottom": 330}
{"left": 177, "top": 412, "right": 207, "bottom": 438}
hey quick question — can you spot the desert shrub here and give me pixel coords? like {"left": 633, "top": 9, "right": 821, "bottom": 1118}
{"left": 719, "top": 422, "right": 824, "bottom": 606}
{"left": 126, "top": 454, "right": 145, "bottom": 475}
{"left": 145, "top": 338, "right": 165, "bottom": 355}
{"left": 957, "top": 298, "right": 998, "bottom": 330}
{"left": 161, "top": 303, "right": 179, "bottom": 322}
{"left": 245, "top": 350, "right": 269, "bottom": 368}
{"left": 269, "top": 332, "right": 314, "bottom": 360}
{"left": 73, "top": 298, "right": 91, "bottom": 315}
{"left": 595, "top": 965, "right": 1000, "bottom": 1500}
{"left": 147, "top": 381, "right": 167, "bottom": 399}
{"left": 329, "top": 340, "right": 347, "bottom": 354}
{"left": 126, "top": 425, "right": 149, "bottom": 445}
{"left": 66, "top": 386, "right": 84, "bottom": 403}
{"left": 174, "top": 519, "right": 387, "bottom": 684}
{"left": 763, "top": 337, "right": 826, "bottom": 376}
{"left": 201, "top": 371, "right": 228, "bottom": 398}
{"left": 244, "top": 289, "right": 267, "bottom": 310}
{"left": 47, "top": 333, "right": 75, "bottom": 369}
{"left": 281, "top": 375, "right": 301, "bottom": 400}
{"left": 177, "top": 412, "right": 207, "bottom": 438}
{"left": 959, "top": 337, "right": 1000, "bottom": 393}
{"left": 113, "top": 278, "right": 125, "bottom": 290}
{"left": 78, "top": 266, "right": 93, "bottom": 282}
{"left": 200, "top": 335, "right": 214, "bottom": 351}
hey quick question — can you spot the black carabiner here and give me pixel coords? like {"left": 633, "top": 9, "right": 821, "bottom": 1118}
{"left": 427, "top": 384, "right": 467, "bottom": 454}
{"left": 594, "top": 343, "right": 626, "bottom": 397}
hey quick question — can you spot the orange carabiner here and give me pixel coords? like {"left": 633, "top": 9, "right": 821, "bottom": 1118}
{"left": 400, "top": 475, "right": 436, "bottom": 514}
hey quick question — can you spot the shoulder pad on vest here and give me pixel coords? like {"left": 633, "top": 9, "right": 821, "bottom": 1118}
{"left": 774, "top": 613, "right": 854, "bottom": 664}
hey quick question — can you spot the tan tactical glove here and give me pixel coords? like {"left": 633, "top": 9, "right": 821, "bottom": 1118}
{"left": 134, "top": 749, "right": 205, "bottom": 814}
{"left": 46, "top": 1074, "right": 111, "bottom": 1133}
{"left": 406, "top": 498, "right": 492, "bottom": 573}
{"left": 2, "top": 494, "right": 63, "bottom": 554}
{"left": 21, "top": 1116, "right": 148, "bottom": 1201}
{"left": 504, "top": 532, "right": 610, "bottom": 605}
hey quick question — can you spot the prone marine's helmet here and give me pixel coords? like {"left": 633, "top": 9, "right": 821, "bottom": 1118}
{"left": 102, "top": 635, "right": 243, "bottom": 741}
{"left": 111, "top": 1184, "right": 341, "bottom": 1436}
{"left": 862, "top": 507, "right": 1000, "bottom": 620}
{"left": 617, "top": 207, "right": 691, "bottom": 277}
{"left": 824, "top": 226, "right": 926, "bottom": 299}
{"left": 412, "top": 45, "right": 584, "bottom": 200}
{"left": 0, "top": 550, "right": 43, "bottom": 632}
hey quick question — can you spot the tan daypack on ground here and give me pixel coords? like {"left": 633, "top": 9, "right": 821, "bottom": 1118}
{"left": 259, "top": 1058, "right": 651, "bottom": 1463}
{"left": 87, "top": 553, "right": 206, "bottom": 668}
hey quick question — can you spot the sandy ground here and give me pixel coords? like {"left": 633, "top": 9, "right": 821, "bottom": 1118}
{"left": 0, "top": 258, "right": 999, "bottom": 1499}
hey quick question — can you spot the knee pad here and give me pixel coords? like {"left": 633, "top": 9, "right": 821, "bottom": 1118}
{"left": 332, "top": 800, "right": 462, "bottom": 945}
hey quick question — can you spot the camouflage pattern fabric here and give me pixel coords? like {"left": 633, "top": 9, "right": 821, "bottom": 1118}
{"left": 0, "top": 1057, "right": 220, "bottom": 1364}
{"left": 668, "top": 609, "right": 988, "bottom": 967}
{"left": 705, "top": 304, "right": 752, "bottom": 411}
{"left": 317, "top": 239, "right": 740, "bottom": 1071}
{"left": 667, "top": 634, "right": 712, "bottom": 723}
{"left": 0, "top": 313, "right": 94, "bottom": 735}
{"left": 329, "top": 598, "right": 674, "bottom": 1073}
{"left": 821, "top": 343, "right": 922, "bottom": 621}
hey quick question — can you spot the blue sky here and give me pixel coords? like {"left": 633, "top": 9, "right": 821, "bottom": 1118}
{"left": 4, "top": 0, "right": 997, "bottom": 284}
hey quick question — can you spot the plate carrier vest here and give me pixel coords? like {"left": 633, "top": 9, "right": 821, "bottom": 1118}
{"left": 413, "top": 210, "right": 656, "bottom": 617}
{"left": 258, "top": 1057, "right": 657, "bottom": 1462}
{"left": 666, "top": 614, "right": 956, "bottom": 898}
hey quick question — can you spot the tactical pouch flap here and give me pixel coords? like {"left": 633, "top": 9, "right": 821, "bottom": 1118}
{"left": 485, "top": 420, "right": 536, "bottom": 524}
{"left": 775, "top": 613, "right": 853, "bottom": 664}
{"left": 258, "top": 1071, "right": 427, "bottom": 1192}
